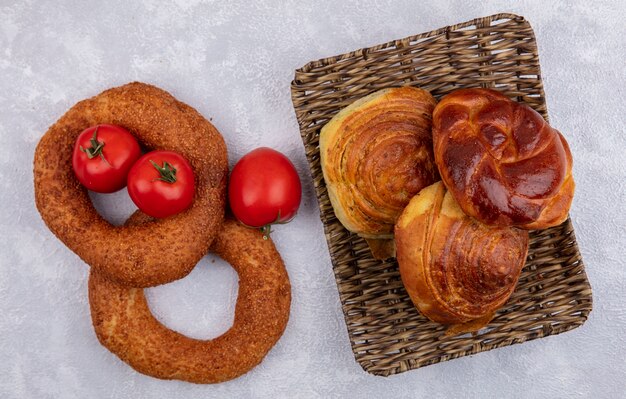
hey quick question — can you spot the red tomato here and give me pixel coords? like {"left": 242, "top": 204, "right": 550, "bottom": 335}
{"left": 72, "top": 124, "right": 141, "bottom": 193}
{"left": 127, "top": 151, "right": 195, "bottom": 219}
{"left": 229, "top": 147, "right": 301, "bottom": 236}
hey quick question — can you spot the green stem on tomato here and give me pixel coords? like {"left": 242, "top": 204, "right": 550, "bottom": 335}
{"left": 259, "top": 210, "right": 283, "bottom": 240}
{"left": 260, "top": 224, "right": 272, "bottom": 240}
{"left": 150, "top": 160, "right": 177, "bottom": 183}
{"left": 80, "top": 126, "right": 110, "bottom": 165}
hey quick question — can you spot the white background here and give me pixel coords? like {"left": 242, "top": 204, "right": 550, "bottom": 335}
{"left": 1, "top": 1, "right": 625, "bottom": 398}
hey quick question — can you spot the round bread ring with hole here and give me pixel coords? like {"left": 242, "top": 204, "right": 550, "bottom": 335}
{"left": 33, "top": 82, "right": 228, "bottom": 287}
{"left": 89, "top": 215, "right": 292, "bottom": 384}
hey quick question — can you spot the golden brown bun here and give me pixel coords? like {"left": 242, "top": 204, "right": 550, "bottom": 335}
{"left": 34, "top": 82, "right": 228, "bottom": 287}
{"left": 320, "top": 87, "right": 438, "bottom": 258}
{"left": 89, "top": 216, "right": 291, "bottom": 384}
{"left": 395, "top": 182, "right": 529, "bottom": 332}
{"left": 432, "top": 88, "right": 574, "bottom": 230}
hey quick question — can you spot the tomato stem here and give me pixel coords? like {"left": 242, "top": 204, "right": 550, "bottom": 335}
{"left": 150, "top": 160, "right": 177, "bottom": 183}
{"left": 260, "top": 224, "right": 272, "bottom": 240}
{"left": 258, "top": 210, "right": 283, "bottom": 240}
{"left": 80, "top": 126, "right": 110, "bottom": 165}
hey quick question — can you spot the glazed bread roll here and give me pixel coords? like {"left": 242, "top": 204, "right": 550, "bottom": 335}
{"left": 320, "top": 87, "right": 438, "bottom": 258}
{"left": 395, "top": 181, "right": 529, "bottom": 332}
{"left": 432, "top": 88, "right": 574, "bottom": 229}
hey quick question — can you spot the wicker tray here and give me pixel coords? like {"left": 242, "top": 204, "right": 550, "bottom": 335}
{"left": 290, "top": 13, "right": 593, "bottom": 376}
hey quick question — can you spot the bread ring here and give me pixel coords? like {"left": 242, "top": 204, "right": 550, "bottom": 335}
{"left": 33, "top": 82, "right": 228, "bottom": 287}
{"left": 89, "top": 215, "right": 291, "bottom": 384}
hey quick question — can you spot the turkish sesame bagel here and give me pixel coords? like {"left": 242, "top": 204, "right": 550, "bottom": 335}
{"left": 34, "top": 82, "right": 228, "bottom": 287}
{"left": 89, "top": 215, "right": 291, "bottom": 384}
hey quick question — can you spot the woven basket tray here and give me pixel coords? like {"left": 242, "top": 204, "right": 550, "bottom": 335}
{"left": 290, "top": 13, "right": 593, "bottom": 376}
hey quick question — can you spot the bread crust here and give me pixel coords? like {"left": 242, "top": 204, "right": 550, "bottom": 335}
{"left": 395, "top": 182, "right": 528, "bottom": 331}
{"left": 320, "top": 87, "right": 438, "bottom": 258}
{"left": 432, "top": 88, "right": 574, "bottom": 229}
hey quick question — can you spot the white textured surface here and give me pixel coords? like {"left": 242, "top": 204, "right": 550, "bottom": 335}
{"left": 1, "top": 1, "right": 625, "bottom": 398}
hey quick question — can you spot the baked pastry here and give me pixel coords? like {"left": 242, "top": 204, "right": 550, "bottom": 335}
{"left": 89, "top": 214, "right": 291, "bottom": 384}
{"left": 395, "top": 181, "right": 529, "bottom": 332}
{"left": 34, "top": 82, "right": 228, "bottom": 287}
{"left": 320, "top": 86, "right": 438, "bottom": 258}
{"left": 432, "top": 88, "right": 574, "bottom": 229}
